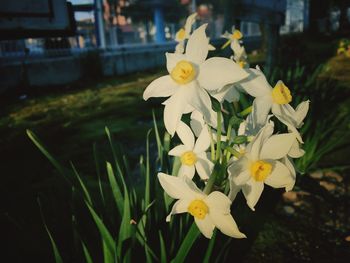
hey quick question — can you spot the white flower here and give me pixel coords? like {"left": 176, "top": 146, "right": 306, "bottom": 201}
{"left": 175, "top": 13, "right": 197, "bottom": 53}
{"left": 228, "top": 121, "right": 296, "bottom": 210}
{"left": 238, "top": 69, "right": 305, "bottom": 132}
{"left": 230, "top": 38, "right": 249, "bottom": 69}
{"left": 158, "top": 172, "right": 246, "bottom": 239}
{"left": 169, "top": 121, "right": 213, "bottom": 180}
{"left": 143, "top": 24, "right": 248, "bottom": 135}
{"left": 222, "top": 27, "right": 243, "bottom": 50}
{"left": 273, "top": 100, "right": 310, "bottom": 143}
{"left": 209, "top": 83, "right": 240, "bottom": 103}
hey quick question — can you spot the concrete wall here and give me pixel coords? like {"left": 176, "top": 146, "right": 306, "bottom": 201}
{"left": 0, "top": 38, "right": 260, "bottom": 92}
{"left": 0, "top": 42, "right": 175, "bottom": 92}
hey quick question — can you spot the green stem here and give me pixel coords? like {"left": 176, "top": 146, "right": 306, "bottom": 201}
{"left": 208, "top": 126, "right": 215, "bottom": 162}
{"left": 215, "top": 112, "right": 222, "bottom": 162}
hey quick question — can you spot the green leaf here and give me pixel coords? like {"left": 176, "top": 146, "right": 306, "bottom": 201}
{"left": 93, "top": 143, "right": 105, "bottom": 205}
{"left": 81, "top": 240, "right": 93, "bottom": 263}
{"left": 117, "top": 166, "right": 132, "bottom": 260}
{"left": 159, "top": 231, "right": 167, "bottom": 263}
{"left": 85, "top": 201, "right": 116, "bottom": 261}
{"left": 37, "top": 199, "right": 63, "bottom": 263}
{"left": 106, "top": 162, "right": 124, "bottom": 216}
{"left": 171, "top": 223, "right": 200, "bottom": 263}
{"left": 71, "top": 162, "right": 92, "bottom": 205}
{"left": 44, "top": 223, "right": 63, "bottom": 263}
{"left": 145, "top": 129, "right": 152, "bottom": 209}
{"left": 27, "top": 130, "right": 69, "bottom": 182}
{"left": 152, "top": 110, "right": 163, "bottom": 161}
{"left": 203, "top": 230, "right": 217, "bottom": 263}
{"left": 210, "top": 96, "right": 221, "bottom": 112}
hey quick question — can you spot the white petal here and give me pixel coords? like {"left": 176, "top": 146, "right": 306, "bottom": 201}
{"left": 228, "top": 179, "right": 241, "bottom": 201}
{"left": 246, "top": 121, "right": 274, "bottom": 160}
{"left": 227, "top": 157, "right": 249, "bottom": 177}
{"left": 143, "top": 75, "right": 179, "bottom": 100}
{"left": 282, "top": 157, "right": 296, "bottom": 191}
{"left": 163, "top": 89, "right": 188, "bottom": 136}
{"left": 188, "top": 84, "right": 217, "bottom": 128}
{"left": 176, "top": 121, "right": 195, "bottom": 149}
{"left": 232, "top": 170, "right": 251, "bottom": 186}
{"left": 185, "top": 24, "right": 209, "bottom": 65}
{"left": 295, "top": 100, "right": 310, "bottom": 127}
{"left": 288, "top": 139, "right": 305, "bottom": 158}
{"left": 190, "top": 110, "right": 205, "bottom": 137}
{"left": 184, "top": 13, "right": 197, "bottom": 35}
{"left": 178, "top": 164, "right": 196, "bottom": 179}
{"left": 166, "top": 52, "right": 186, "bottom": 73}
{"left": 193, "top": 126, "right": 210, "bottom": 153}
{"left": 198, "top": 57, "right": 249, "bottom": 91}
{"left": 157, "top": 172, "right": 199, "bottom": 200}
{"left": 242, "top": 179, "right": 264, "bottom": 211}
{"left": 238, "top": 69, "right": 271, "bottom": 97}
{"left": 265, "top": 161, "right": 295, "bottom": 191}
{"left": 195, "top": 216, "right": 215, "bottom": 239}
{"left": 260, "top": 133, "right": 296, "bottom": 160}
{"left": 195, "top": 156, "right": 213, "bottom": 180}
{"left": 251, "top": 96, "right": 273, "bottom": 126}
{"left": 211, "top": 84, "right": 240, "bottom": 103}
{"left": 168, "top": 144, "right": 187, "bottom": 156}
{"left": 205, "top": 191, "right": 231, "bottom": 214}
{"left": 209, "top": 211, "right": 246, "bottom": 238}
{"left": 166, "top": 199, "right": 190, "bottom": 222}
{"left": 272, "top": 104, "right": 297, "bottom": 127}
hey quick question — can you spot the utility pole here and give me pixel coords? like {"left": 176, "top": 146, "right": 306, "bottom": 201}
{"left": 94, "top": 0, "right": 106, "bottom": 48}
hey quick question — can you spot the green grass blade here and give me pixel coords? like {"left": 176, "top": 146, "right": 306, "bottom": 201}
{"left": 26, "top": 129, "right": 68, "bottom": 181}
{"left": 93, "top": 143, "right": 105, "bottom": 205}
{"left": 85, "top": 201, "right": 116, "bottom": 261}
{"left": 117, "top": 172, "right": 132, "bottom": 260}
{"left": 203, "top": 229, "right": 217, "bottom": 263}
{"left": 171, "top": 222, "right": 200, "bottom": 263}
{"left": 152, "top": 110, "right": 163, "bottom": 160}
{"left": 81, "top": 240, "right": 93, "bottom": 263}
{"left": 71, "top": 162, "right": 92, "bottom": 205}
{"left": 106, "top": 162, "right": 124, "bottom": 216}
{"left": 159, "top": 231, "right": 167, "bottom": 263}
{"left": 37, "top": 199, "right": 63, "bottom": 263}
{"left": 44, "top": 224, "right": 64, "bottom": 263}
{"left": 145, "top": 129, "right": 152, "bottom": 209}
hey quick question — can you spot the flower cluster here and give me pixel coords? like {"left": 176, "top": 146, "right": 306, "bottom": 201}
{"left": 143, "top": 14, "right": 309, "bottom": 239}
{"left": 337, "top": 39, "right": 350, "bottom": 57}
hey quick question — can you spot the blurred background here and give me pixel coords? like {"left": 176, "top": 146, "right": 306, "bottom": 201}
{"left": 0, "top": 0, "right": 350, "bottom": 262}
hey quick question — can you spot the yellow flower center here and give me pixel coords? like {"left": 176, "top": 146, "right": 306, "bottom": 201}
{"left": 271, "top": 81, "right": 292, "bottom": 104}
{"left": 250, "top": 160, "right": 272, "bottom": 182}
{"left": 231, "top": 30, "right": 243, "bottom": 40}
{"left": 170, "top": 60, "right": 197, "bottom": 85}
{"left": 181, "top": 151, "right": 197, "bottom": 166}
{"left": 238, "top": 60, "right": 246, "bottom": 68}
{"left": 188, "top": 199, "right": 209, "bottom": 219}
{"left": 176, "top": 28, "right": 186, "bottom": 41}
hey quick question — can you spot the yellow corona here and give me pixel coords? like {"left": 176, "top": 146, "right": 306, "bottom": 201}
{"left": 250, "top": 160, "right": 272, "bottom": 182}
{"left": 188, "top": 199, "right": 209, "bottom": 219}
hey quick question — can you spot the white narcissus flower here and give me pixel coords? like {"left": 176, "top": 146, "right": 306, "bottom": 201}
{"left": 230, "top": 39, "right": 249, "bottom": 69}
{"left": 209, "top": 83, "right": 240, "bottom": 103}
{"left": 169, "top": 121, "right": 213, "bottom": 180}
{"left": 143, "top": 24, "right": 248, "bottom": 136}
{"left": 228, "top": 121, "right": 296, "bottom": 210}
{"left": 239, "top": 69, "right": 308, "bottom": 136}
{"left": 175, "top": 13, "right": 197, "bottom": 53}
{"left": 158, "top": 173, "right": 246, "bottom": 239}
{"left": 222, "top": 27, "right": 243, "bottom": 49}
